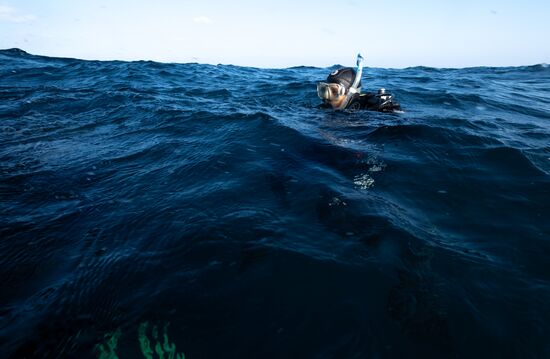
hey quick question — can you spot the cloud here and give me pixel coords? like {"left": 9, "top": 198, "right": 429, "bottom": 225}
{"left": 192, "top": 16, "right": 213, "bottom": 25}
{"left": 0, "top": 5, "right": 36, "bottom": 23}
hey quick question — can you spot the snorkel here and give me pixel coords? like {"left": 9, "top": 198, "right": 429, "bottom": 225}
{"left": 334, "top": 53, "right": 364, "bottom": 110}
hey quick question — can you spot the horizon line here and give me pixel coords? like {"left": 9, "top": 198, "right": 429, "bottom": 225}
{"left": 1, "top": 48, "right": 548, "bottom": 71}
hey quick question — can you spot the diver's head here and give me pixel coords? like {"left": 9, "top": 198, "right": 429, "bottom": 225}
{"left": 327, "top": 67, "right": 360, "bottom": 91}
{"left": 317, "top": 67, "right": 362, "bottom": 109}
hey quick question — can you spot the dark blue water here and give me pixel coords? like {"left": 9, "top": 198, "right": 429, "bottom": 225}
{"left": 1, "top": 48, "right": 549, "bottom": 358}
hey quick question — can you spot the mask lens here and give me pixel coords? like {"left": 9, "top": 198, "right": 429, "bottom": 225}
{"left": 317, "top": 82, "right": 345, "bottom": 100}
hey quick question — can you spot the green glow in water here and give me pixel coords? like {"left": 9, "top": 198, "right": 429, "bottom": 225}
{"left": 96, "top": 329, "right": 121, "bottom": 359}
{"left": 97, "top": 322, "right": 185, "bottom": 359}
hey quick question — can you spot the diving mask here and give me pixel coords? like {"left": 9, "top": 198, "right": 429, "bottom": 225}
{"left": 317, "top": 54, "right": 365, "bottom": 109}
{"left": 317, "top": 82, "right": 347, "bottom": 101}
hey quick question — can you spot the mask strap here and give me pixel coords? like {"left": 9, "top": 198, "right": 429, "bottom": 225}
{"left": 333, "top": 54, "right": 364, "bottom": 110}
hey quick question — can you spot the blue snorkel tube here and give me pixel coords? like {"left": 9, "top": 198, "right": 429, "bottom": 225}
{"left": 336, "top": 53, "right": 364, "bottom": 110}
{"left": 350, "top": 53, "right": 364, "bottom": 94}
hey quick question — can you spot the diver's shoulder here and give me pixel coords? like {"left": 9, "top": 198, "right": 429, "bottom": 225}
{"left": 347, "top": 92, "right": 377, "bottom": 110}
{"left": 355, "top": 89, "right": 401, "bottom": 112}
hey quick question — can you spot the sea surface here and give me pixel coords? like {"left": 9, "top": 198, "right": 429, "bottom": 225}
{"left": 1, "top": 48, "right": 549, "bottom": 358}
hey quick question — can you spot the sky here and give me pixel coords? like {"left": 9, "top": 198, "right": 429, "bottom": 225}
{"left": 1, "top": 0, "right": 549, "bottom": 68}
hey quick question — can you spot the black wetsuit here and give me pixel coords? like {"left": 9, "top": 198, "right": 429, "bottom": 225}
{"left": 319, "top": 92, "right": 401, "bottom": 112}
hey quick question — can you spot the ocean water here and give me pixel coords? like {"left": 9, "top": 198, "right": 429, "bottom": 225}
{"left": 1, "top": 48, "right": 549, "bottom": 358}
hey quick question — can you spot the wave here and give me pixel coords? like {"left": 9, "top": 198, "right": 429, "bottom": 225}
{"left": 1, "top": 47, "right": 549, "bottom": 359}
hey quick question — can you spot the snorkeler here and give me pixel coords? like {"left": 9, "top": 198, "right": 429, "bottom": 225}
{"left": 317, "top": 54, "right": 401, "bottom": 112}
